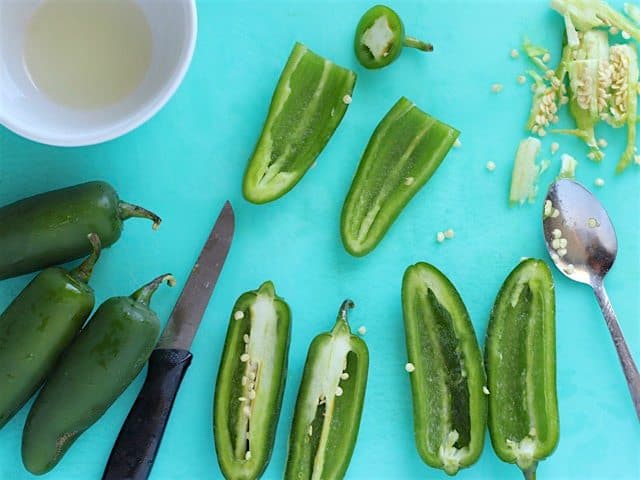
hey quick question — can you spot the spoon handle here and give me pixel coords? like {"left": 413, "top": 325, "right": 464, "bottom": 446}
{"left": 592, "top": 281, "right": 640, "bottom": 420}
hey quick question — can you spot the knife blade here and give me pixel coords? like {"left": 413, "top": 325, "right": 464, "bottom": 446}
{"left": 102, "top": 201, "right": 235, "bottom": 480}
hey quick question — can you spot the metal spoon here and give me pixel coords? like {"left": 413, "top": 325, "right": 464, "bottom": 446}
{"left": 543, "top": 178, "right": 640, "bottom": 420}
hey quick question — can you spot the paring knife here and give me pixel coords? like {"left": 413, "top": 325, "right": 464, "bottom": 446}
{"left": 102, "top": 201, "right": 235, "bottom": 480}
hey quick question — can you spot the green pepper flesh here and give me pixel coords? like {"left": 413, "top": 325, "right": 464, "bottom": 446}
{"left": 285, "top": 300, "right": 368, "bottom": 480}
{"left": 402, "top": 262, "right": 486, "bottom": 475}
{"left": 214, "top": 281, "right": 291, "bottom": 480}
{"left": 243, "top": 43, "right": 356, "bottom": 204}
{"left": 485, "top": 259, "right": 559, "bottom": 479}
{"left": 341, "top": 98, "right": 459, "bottom": 256}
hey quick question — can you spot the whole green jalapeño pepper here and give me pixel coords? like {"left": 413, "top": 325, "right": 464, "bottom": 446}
{"left": 214, "top": 281, "right": 291, "bottom": 480}
{"left": 284, "top": 300, "right": 368, "bottom": 480}
{"left": 354, "top": 5, "right": 433, "bottom": 69}
{"left": 485, "top": 259, "right": 559, "bottom": 480}
{"left": 0, "top": 234, "right": 101, "bottom": 429}
{"left": 243, "top": 42, "right": 356, "bottom": 204}
{"left": 22, "top": 274, "right": 175, "bottom": 475}
{"left": 0, "top": 181, "right": 161, "bottom": 280}
{"left": 402, "top": 263, "right": 486, "bottom": 475}
{"left": 341, "top": 98, "right": 459, "bottom": 256}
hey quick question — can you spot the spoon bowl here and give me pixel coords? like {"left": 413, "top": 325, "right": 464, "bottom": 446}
{"left": 543, "top": 178, "right": 640, "bottom": 420}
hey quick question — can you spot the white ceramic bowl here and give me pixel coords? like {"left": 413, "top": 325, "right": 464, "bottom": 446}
{"left": 0, "top": 0, "right": 197, "bottom": 147}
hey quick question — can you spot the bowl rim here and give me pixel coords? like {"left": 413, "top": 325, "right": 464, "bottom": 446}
{"left": 0, "top": 0, "right": 198, "bottom": 147}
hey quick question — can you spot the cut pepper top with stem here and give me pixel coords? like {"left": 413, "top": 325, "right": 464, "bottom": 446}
{"left": 354, "top": 5, "right": 433, "bottom": 69}
{"left": 285, "top": 300, "right": 368, "bottom": 480}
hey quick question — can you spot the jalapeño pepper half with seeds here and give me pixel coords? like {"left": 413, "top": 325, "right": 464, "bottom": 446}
{"left": 284, "top": 300, "right": 368, "bottom": 480}
{"left": 0, "top": 181, "right": 161, "bottom": 280}
{"left": 485, "top": 259, "right": 559, "bottom": 480}
{"left": 0, "top": 234, "right": 101, "bottom": 430}
{"left": 341, "top": 98, "right": 459, "bottom": 256}
{"left": 214, "top": 281, "right": 291, "bottom": 480}
{"left": 402, "top": 262, "right": 486, "bottom": 475}
{"left": 22, "top": 274, "right": 175, "bottom": 475}
{"left": 243, "top": 42, "right": 356, "bottom": 204}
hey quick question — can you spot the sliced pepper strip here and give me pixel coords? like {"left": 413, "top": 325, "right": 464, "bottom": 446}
{"left": 485, "top": 259, "right": 559, "bottom": 480}
{"left": 341, "top": 97, "right": 459, "bottom": 256}
{"left": 213, "top": 281, "right": 291, "bottom": 480}
{"left": 243, "top": 42, "right": 356, "bottom": 204}
{"left": 285, "top": 300, "right": 368, "bottom": 480}
{"left": 402, "top": 262, "right": 486, "bottom": 475}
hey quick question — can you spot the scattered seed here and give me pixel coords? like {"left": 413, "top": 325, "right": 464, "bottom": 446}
{"left": 241, "top": 376, "right": 248, "bottom": 386}
{"left": 308, "top": 425, "right": 313, "bottom": 437}
{"left": 510, "top": 49, "right": 520, "bottom": 58}
{"left": 234, "top": 311, "right": 245, "bottom": 320}
{"left": 243, "top": 334, "right": 250, "bottom": 344}
{"left": 405, "top": 362, "right": 416, "bottom": 373}
{"left": 245, "top": 451, "right": 252, "bottom": 460}
{"left": 335, "top": 386, "right": 344, "bottom": 397}
{"left": 557, "top": 248, "right": 567, "bottom": 257}
{"left": 243, "top": 406, "right": 251, "bottom": 417}
{"left": 357, "top": 325, "right": 367, "bottom": 335}
{"left": 238, "top": 396, "right": 247, "bottom": 402}
{"left": 587, "top": 152, "right": 596, "bottom": 160}
{"left": 597, "top": 138, "right": 608, "bottom": 148}
{"left": 436, "top": 231, "right": 445, "bottom": 243}
{"left": 482, "top": 386, "right": 491, "bottom": 395}
{"left": 552, "top": 228, "right": 562, "bottom": 238}
{"left": 550, "top": 142, "right": 560, "bottom": 154}
{"left": 594, "top": 177, "right": 605, "bottom": 187}
{"left": 542, "top": 53, "right": 551, "bottom": 63}
{"left": 248, "top": 390, "right": 256, "bottom": 400}
{"left": 565, "top": 264, "right": 575, "bottom": 274}
{"left": 551, "top": 209, "right": 560, "bottom": 218}
{"left": 559, "top": 238, "right": 568, "bottom": 248}
{"left": 341, "top": 372, "right": 349, "bottom": 380}
{"left": 444, "top": 229, "right": 455, "bottom": 239}
{"left": 342, "top": 94, "right": 352, "bottom": 104}
{"left": 240, "top": 353, "right": 250, "bottom": 362}
{"left": 453, "top": 138, "right": 462, "bottom": 148}
{"left": 486, "top": 160, "right": 496, "bottom": 171}
{"left": 622, "top": 31, "right": 631, "bottom": 40}
{"left": 551, "top": 252, "right": 560, "bottom": 262}
{"left": 517, "top": 75, "right": 527, "bottom": 85}
{"left": 544, "top": 200, "right": 553, "bottom": 217}
{"left": 551, "top": 239, "right": 561, "bottom": 249}
{"left": 491, "top": 83, "right": 504, "bottom": 93}
{"left": 248, "top": 371, "right": 256, "bottom": 380}
{"left": 587, "top": 218, "right": 599, "bottom": 228}
{"left": 545, "top": 69, "right": 555, "bottom": 78}
{"left": 404, "top": 176, "right": 415, "bottom": 186}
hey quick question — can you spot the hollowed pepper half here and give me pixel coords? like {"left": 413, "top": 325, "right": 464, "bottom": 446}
{"left": 0, "top": 181, "right": 161, "bottom": 280}
{"left": 214, "top": 281, "right": 291, "bottom": 480}
{"left": 243, "top": 42, "right": 356, "bottom": 204}
{"left": 0, "top": 233, "right": 101, "bottom": 430}
{"left": 402, "top": 262, "right": 486, "bottom": 475}
{"left": 341, "top": 98, "right": 459, "bottom": 256}
{"left": 285, "top": 300, "right": 368, "bottom": 480}
{"left": 485, "top": 259, "right": 559, "bottom": 480}
{"left": 22, "top": 274, "right": 175, "bottom": 475}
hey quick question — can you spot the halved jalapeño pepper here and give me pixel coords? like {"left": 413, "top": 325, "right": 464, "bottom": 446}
{"left": 485, "top": 259, "right": 558, "bottom": 480}
{"left": 0, "top": 181, "right": 161, "bottom": 280}
{"left": 341, "top": 98, "right": 459, "bottom": 256}
{"left": 243, "top": 42, "right": 356, "bottom": 204}
{"left": 0, "top": 234, "right": 101, "bottom": 430}
{"left": 402, "top": 262, "right": 486, "bottom": 475}
{"left": 214, "top": 281, "right": 291, "bottom": 480}
{"left": 285, "top": 300, "right": 368, "bottom": 480}
{"left": 21, "top": 274, "right": 175, "bottom": 475}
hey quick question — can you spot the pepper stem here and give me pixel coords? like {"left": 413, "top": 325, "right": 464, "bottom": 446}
{"left": 403, "top": 36, "right": 433, "bottom": 52}
{"left": 118, "top": 201, "right": 162, "bottom": 231}
{"left": 69, "top": 233, "right": 101, "bottom": 284}
{"left": 339, "top": 299, "right": 355, "bottom": 322}
{"left": 130, "top": 274, "right": 176, "bottom": 306}
{"left": 522, "top": 464, "right": 538, "bottom": 480}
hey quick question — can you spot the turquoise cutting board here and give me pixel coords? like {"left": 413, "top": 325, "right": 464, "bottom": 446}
{"left": 1, "top": 1, "right": 639, "bottom": 479}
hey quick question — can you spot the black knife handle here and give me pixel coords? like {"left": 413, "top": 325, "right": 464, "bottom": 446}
{"left": 102, "top": 349, "right": 193, "bottom": 480}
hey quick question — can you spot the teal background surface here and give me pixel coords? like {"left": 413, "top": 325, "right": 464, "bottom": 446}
{"left": 1, "top": 0, "right": 639, "bottom": 479}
